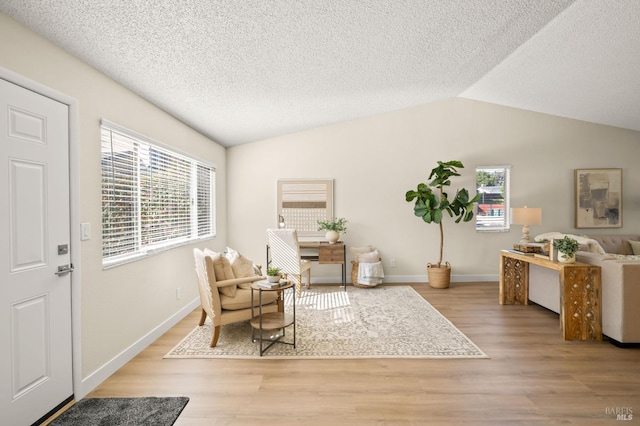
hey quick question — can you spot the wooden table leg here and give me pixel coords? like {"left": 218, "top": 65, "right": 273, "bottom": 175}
{"left": 560, "top": 266, "right": 602, "bottom": 340}
{"left": 500, "top": 254, "right": 529, "bottom": 305}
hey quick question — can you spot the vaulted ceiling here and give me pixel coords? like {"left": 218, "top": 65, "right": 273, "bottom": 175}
{"left": 2, "top": 1, "right": 639, "bottom": 146}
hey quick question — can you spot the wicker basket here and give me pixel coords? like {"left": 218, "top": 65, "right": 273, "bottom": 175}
{"left": 427, "top": 262, "right": 451, "bottom": 289}
{"left": 351, "top": 260, "right": 381, "bottom": 288}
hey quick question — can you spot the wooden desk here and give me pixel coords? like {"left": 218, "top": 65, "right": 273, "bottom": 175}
{"left": 499, "top": 250, "right": 602, "bottom": 341}
{"left": 300, "top": 241, "right": 346, "bottom": 289}
{"left": 267, "top": 241, "right": 347, "bottom": 289}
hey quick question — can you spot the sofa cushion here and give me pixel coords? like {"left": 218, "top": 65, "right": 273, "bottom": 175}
{"left": 224, "top": 246, "right": 241, "bottom": 264}
{"left": 226, "top": 248, "right": 256, "bottom": 277}
{"left": 220, "top": 288, "right": 278, "bottom": 310}
{"left": 234, "top": 256, "right": 260, "bottom": 289}
{"left": 211, "top": 254, "right": 237, "bottom": 297}
{"left": 349, "top": 245, "right": 373, "bottom": 262}
{"left": 629, "top": 240, "right": 640, "bottom": 255}
{"left": 358, "top": 250, "right": 380, "bottom": 263}
{"left": 586, "top": 235, "right": 640, "bottom": 255}
{"left": 225, "top": 247, "right": 261, "bottom": 289}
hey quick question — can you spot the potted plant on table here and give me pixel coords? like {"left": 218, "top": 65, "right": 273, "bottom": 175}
{"left": 317, "top": 217, "right": 348, "bottom": 244}
{"left": 553, "top": 236, "right": 579, "bottom": 263}
{"left": 405, "top": 160, "right": 481, "bottom": 288}
{"left": 266, "top": 266, "right": 282, "bottom": 283}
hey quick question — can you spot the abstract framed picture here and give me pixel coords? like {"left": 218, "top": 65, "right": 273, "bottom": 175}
{"left": 575, "top": 168, "right": 622, "bottom": 228}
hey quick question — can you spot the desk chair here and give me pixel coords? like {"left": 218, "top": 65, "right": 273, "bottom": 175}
{"left": 267, "top": 228, "right": 311, "bottom": 296}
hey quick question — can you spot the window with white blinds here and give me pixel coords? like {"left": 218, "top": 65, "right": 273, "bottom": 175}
{"left": 101, "top": 121, "right": 215, "bottom": 267}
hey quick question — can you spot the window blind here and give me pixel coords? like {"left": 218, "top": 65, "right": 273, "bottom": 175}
{"left": 101, "top": 121, "right": 215, "bottom": 266}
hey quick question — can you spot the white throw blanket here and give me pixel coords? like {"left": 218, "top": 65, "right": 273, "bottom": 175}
{"left": 534, "top": 232, "right": 606, "bottom": 254}
{"left": 357, "top": 261, "right": 384, "bottom": 286}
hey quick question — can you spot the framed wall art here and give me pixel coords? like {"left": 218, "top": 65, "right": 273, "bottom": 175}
{"left": 277, "top": 179, "right": 333, "bottom": 237}
{"left": 574, "top": 168, "right": 622, "bottom": 228}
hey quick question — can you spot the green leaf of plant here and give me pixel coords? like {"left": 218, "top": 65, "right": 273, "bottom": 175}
{"left": 445, "top": 160, "right": 464, "bottom": 169}
{"left": 456, "top": 188, "right": 469, "bottom": 204}
{"left": 433, "top": 209, "right": 443, "bottom": 223}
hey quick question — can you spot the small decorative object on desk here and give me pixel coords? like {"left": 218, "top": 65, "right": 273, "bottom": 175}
{"left": 257, "top": 280, "right": 281, "bottom": 289}
{"left": 266, "top": 266, "right": 281, "bottom": 283}
{"left": 510, "top": 250, "right": 534, "bottom": 256}
{"left": 512, "top": 242, "right": 544, "bottom": 254}
{"left": 317, "top": 217, "right": 348, "bottom": 244}
{"left": 553, "top": 236, "right": 579, "bottom": 263}
{"left": 256, "top": 278, "right": 291, "bottom": 289}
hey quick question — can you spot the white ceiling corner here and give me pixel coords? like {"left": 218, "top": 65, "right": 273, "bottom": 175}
{"left": 461, "top": 0, "right": 640, "bottom": 132}
{"left": 1, "top": 0, "right": 638, "bottom": 146}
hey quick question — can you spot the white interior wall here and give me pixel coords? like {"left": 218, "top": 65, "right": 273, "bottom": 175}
{"left": 227, "top": 98, "right": 640, "bottom": 281}
{"left": 0, "top": 12, "right": 226, "bottom": 385}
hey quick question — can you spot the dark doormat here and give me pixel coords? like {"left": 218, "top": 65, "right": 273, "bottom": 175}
{"left": 49, "top": 396, "right": 189, "bottom": 426}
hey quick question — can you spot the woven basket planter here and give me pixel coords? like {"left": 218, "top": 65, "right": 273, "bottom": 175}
{"left": 427, "top": 262, "right": 451, "bottom": 289}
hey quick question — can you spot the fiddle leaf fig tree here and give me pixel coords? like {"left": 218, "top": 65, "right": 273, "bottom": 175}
{"left": 405, "top": 160, "right": 481, "bottom": 268}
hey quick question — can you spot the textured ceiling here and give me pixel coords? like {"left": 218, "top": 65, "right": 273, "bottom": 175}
{"left": 1, "top": 1, "right": 638, "bottom": 146}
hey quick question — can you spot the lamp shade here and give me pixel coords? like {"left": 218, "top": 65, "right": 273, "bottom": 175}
{"left": 511, "top": 207, "right": 542, "bottom": 225}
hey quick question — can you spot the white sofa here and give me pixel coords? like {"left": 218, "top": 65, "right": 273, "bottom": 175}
{"left": 529, "top": 234, "right": 640, "bottom": 346}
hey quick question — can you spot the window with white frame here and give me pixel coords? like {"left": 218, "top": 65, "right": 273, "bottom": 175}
{"left": 476, "top": 165, "right": 510, "bottom": 232}
{"left": 101, "top": 120, "right": 215, "bottom": 267}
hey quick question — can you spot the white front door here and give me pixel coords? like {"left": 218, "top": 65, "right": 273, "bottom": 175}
{"left": 0, "top": 78, "right": 73, "bottom": 425}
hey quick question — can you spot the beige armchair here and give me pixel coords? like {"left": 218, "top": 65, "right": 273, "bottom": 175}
{"left": 193, "top": 248, "right": 280, "bottom": 347}
{"left": 267, "top": 228, "right": 311, "bottom": 296}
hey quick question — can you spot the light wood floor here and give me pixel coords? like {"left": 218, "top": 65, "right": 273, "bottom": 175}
{"left": 87, "top": 282, "right": 640, "bottom": 425}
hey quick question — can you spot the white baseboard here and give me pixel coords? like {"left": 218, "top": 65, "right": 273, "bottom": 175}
{"left": 78, "top": 298, "right": 200, "bottom": 398}
{"left": 314, "top": 274, "right": 499, "bottom": 284}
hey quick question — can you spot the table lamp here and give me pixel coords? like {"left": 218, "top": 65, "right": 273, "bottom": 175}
{"left": 511, "top": 206, "right": 542, "bottom": 243}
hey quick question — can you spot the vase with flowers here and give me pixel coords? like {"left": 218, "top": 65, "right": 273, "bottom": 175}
{"left": 317, "top": 217, "right": 348, "bottom": 244}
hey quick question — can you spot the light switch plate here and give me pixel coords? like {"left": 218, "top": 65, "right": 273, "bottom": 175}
{"left": 81, "top": 222, "right": 91, "bottom": 240}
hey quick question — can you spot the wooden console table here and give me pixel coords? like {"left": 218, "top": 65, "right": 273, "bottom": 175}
{"left": 499, "top": 250, "right": 602, "bottom": 341}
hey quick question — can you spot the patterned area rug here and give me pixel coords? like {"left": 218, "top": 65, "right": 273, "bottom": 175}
{"left": 165, "top": 286, "right": 488, "bottom": 359}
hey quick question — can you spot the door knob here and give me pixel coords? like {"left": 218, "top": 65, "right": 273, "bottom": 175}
{"left": 54, "top": 264, "right": 74, "bottom": 276}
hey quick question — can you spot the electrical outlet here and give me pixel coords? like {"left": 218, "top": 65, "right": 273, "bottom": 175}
{"left": 176, "top": 287, "right": 182, "bottom": 300}
{"left": 390, "top": 258, "right": 396, "bottom": 267}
